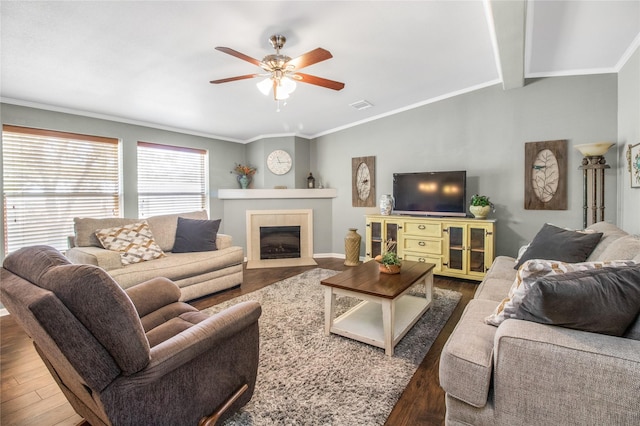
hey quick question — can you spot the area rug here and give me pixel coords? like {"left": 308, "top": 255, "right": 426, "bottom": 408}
{"left": 203, "top": 268, "right": 461, "bottom": 426}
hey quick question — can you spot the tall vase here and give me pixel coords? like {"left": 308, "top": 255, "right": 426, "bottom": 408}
{"left": 238, "top": 175, "right": 250, "bottom": 189}
{"left": 344, "top": 228, "right": 362, "bottom": 266}
{"left": 380, "top": 194, "right": 394, "bottom": 215}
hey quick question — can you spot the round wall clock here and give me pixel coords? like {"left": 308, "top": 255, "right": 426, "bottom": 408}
{"left": 266, "top": 149, "right": 292, "bottom": 175}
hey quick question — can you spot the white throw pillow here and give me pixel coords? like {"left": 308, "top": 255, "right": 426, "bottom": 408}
{"left": 95, "top": 221, "right": 165, "bottom": 265}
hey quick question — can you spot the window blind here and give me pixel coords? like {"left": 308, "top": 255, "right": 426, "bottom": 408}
{"left": 2, "top": 125, "right": 120, "bottom": 255}
{"left": 137, "top": 142, "right": 207, "bottom": 218}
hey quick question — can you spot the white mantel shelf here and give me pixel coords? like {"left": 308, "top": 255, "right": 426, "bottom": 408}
{"left": 218, "top": 188, "right": 337, "bottom": 199}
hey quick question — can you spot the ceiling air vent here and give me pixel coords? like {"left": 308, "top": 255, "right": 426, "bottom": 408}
{"left": 349, "top": 100, "right": 373, "bottom": 111}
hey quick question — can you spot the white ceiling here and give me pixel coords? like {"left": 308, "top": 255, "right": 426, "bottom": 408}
{"left": 1, "top": 1, "right": 638, "bottom": 143}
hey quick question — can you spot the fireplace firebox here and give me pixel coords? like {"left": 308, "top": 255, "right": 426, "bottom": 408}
{"left": 259, "top": 226, "right": 301, "bottom": 260}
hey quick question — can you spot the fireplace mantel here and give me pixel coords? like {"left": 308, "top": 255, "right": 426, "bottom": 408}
{"left": 218, "top": 188, "right": 337, "bottom": 199}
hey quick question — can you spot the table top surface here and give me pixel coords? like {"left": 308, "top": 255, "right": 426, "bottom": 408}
{"left": 320, "top": 260, "right": 434, "bottom": 299}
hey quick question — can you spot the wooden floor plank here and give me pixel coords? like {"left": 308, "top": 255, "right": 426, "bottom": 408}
{"left": 0, "top": 258, "right": 475, "bottom": 425}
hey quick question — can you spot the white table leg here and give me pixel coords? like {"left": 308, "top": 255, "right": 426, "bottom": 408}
{"left": 381, "top": 299, "right": 394, "bottom": 356}
{"left": 324, "top": 287, "right": 336, "bottom": 335}
{"left": 424, "top": 271, "right": 433, "bottom": 305}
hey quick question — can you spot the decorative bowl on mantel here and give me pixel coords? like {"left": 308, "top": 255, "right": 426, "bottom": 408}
{"left": 574, "top": 142, "right": 615, "bottom": 157}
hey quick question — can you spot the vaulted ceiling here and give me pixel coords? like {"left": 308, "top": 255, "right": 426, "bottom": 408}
{"left": 1, "top": 1, "right": 638, "bottom": 143}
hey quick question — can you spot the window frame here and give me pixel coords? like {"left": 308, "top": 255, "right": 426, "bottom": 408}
{"left": 2, "top": 125, "right": 122, "bottom": 255}
{"left": 136, "top": 141, "right": 209, "bottom": 218}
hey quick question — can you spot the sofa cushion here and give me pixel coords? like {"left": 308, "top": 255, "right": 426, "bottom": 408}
{"left": 584, "top": 221, "right": 629, "bottom": 261}
{"left": 597, "top": 235, "right": 640, "bottom": 261}
{"left": 172, "top": 217, "right": 221, "bottom": 253}
{"left": 474, "top": 256, "right": 517, "bottom": 302}
{"left": 514, "top": 223, "right": 602, "bottom": 269}
{"left": 439, "top": 299, "right": 499, "bottom": 408}
{"left": 515, "top": 265, "right": 640, "bottom": 336}
{"left": 108, "top": 247, "right": 244, "bottom": 289}
{"left": 74, "top": 217, "right": 138, "bottom": 248}
{"left": 95, "top": 221, "right": 165, "bottom": 265}
{"left": 146, "top": 210, "right": 208, "bottom": 252}
{"left": 40, "top": 264, "right": 151, "bottom": 374}
{"left": 486, "top": 259, "right": 637, "bottom": 326}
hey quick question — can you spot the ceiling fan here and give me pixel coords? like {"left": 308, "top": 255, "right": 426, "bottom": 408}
{"left": 210, "top": 34, "right": 345, "bottom": 101}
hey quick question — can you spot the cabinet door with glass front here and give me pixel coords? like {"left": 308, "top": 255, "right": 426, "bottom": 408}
{"left": 466, "top": 224, "right": 494, "bottom": 279}
{"left": 365, "top": 217, "right": 402, "bottom": 260}
{"left": 442, "top": 222, "right": 494, "bottom": 279}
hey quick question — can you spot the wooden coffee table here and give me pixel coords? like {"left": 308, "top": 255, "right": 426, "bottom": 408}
{"left": 321, "top": 260, "right": 434, "bottom": 356}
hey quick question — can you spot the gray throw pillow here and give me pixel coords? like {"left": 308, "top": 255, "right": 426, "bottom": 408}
{"left": 515, "top": 265, "right": 640, "bottom": 336}
{"left": 514, "top": 223, "right": 603, "bottom": 269}
{"left": 172, "top": 217, "right": 221, "bottom": 253}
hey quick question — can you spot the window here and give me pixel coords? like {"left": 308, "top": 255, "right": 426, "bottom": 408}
{"left": 137, "top": 142, "right": 207, "bottom": 218}
{"left": 2, "top": 125, "right": 120, "bottom": 255}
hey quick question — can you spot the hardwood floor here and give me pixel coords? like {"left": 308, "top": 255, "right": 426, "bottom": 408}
{"left": 1, "top": 258, "right": 477, "bottom": 426}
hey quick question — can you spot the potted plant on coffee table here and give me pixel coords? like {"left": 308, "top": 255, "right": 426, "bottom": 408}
{"left": 469, "top": 194, "right": 495, "bottom": 219}
{"left": 374, "top": 240, "right": 402, "bottom": 274}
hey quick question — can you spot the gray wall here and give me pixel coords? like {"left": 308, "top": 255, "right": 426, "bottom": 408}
{"left": 617, "top": 49, "right": 640, "bottom": 235}
{"left": 312, "top": 74, "right": 619, "bottom": 257}
{"left": 244, "top": 135, "right": 312, "bottom": 189}
{"left": 0, "top": 103, "right": 246, "bottom": 258}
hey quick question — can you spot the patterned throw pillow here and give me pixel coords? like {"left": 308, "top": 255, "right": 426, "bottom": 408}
{"left": 485, "top": 258, "right": 637, "bottom": 326}
{"left": 95, "top": 221, "right": 165, "bottom": 265}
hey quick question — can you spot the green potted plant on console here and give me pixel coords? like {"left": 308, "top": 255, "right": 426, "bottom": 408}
{"left": 469, "top": 194, "right": 494, "bottom": 219}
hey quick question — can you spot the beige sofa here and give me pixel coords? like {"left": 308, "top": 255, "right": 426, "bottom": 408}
{"left": 439, "top": 221, "right": 640, "bottom": 425}
{"left": 66, "top": 210, "right": 244, "bottom": 301}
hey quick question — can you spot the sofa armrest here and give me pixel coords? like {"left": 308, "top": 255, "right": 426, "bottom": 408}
{"left": 216, "top": 233, "right": 233, "bottom": 250}
{"left": 125, "top": 277, "right": 181, "bottom": 318}
{"left": 65, "top": 246, "right": 123, "bottom": 271}
{"left": 104, "top": 300, "right": 261, "bottom": 424}
{"left": 439, "top": 299, "right": 498, "bottom": 408}
{"left": 493, "top": 319, "right": 640, "bottom": 425}
{"left": 120, "top": 300, "right": 261, "bottom": 383}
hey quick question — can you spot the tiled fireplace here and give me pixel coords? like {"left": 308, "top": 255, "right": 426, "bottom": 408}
{"left": 245, "top": 209, "right": 317, "bottom": 269}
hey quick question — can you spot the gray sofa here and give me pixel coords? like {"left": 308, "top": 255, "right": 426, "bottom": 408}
{"left": 66, "top": 210, "right": 244, "bottom": 301}
{"left": 439, "top": 221, "right": 640, "bottom": 425}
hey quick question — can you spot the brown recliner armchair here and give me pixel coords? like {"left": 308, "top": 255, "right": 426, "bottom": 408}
{"left": 0, "top": 245, "right": 261, "bottom": 426}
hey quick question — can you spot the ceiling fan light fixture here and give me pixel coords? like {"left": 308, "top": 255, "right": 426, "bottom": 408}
{"left": 279, "top": 77, "right": 296, "bottom": 94}
{"left": 256, "top": 78, "right": 272, "bottom": 96}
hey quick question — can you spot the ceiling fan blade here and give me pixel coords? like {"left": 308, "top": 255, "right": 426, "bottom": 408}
{"left": 294, "top": 73, "right": 345, "bottom": 91}
{"left": 215, "top": 47, "right": 263, "bottom": 67}
{"left": 209, "top": 74, "right": 260, "bottom": 84}
{"left": 287, "top": 48, "right": 333, "bottom": 70}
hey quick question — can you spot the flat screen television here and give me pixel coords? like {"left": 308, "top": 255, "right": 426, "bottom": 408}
{"left": 392, "top": 171, "right": 467, "bottom": 217}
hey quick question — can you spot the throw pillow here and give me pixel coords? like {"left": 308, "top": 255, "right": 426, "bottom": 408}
{"left": 514, "top": 223, "right": 603, "bottom": 269}
{"left": 95, "top": 221, "right": 165, "bottom": 265}
{"left": 515, "top": 265, "right": 640, "bottom": 336}
{"left": 485, "top": 258, "right": 637, "bottom": 326}
{"left": 172, "top": 217, "right": 221, "bottom": 253}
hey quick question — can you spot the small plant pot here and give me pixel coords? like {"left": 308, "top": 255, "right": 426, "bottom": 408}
{"left": 470, "top": 205, "right": 491, "bottom": 219}
{"left": 379, "top": 264, "right": 401, "bottom": 274}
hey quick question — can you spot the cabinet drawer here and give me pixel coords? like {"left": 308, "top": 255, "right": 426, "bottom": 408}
{"left": 402, "top": 252, "right": 442, "bottom": 270}
{"left": 403, "top": 237, "right": 442, "bottom": 255}
{"left": 403, "top": 221, "right": 442, "bottom": 237}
